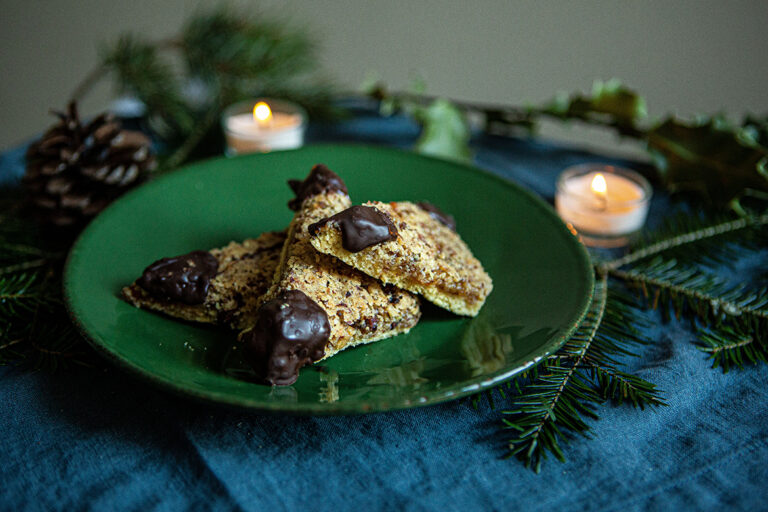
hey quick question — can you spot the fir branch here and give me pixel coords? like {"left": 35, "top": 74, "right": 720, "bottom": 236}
{"left": 697, "top": 322, "right": 767, "bottom": 372}
{"left": 101, "top": 34, "right": 195, "bottom": 138}
{"left": 599, "top": 207, "right": 768, "bottom": 371}
{"left": 0, "top": 273, "right": 51, "bottom": 316}
{"left": 0, "top": 259, "right": 48, "bottom": 275}
{"left": 0, "top": 198, "right": 90, "bottom": 370}
{"left": 160, "top": 105, "right": 220, "bottom": 170}
{"left": 180, "top": 6, "right": 316, "bottom": 92}
{"left": 24, "top": 315, "right": 94, "bottom": 371}
{"left": 500, "top": 271, "right": 666, "bottom": 472}
{"left": 585, "top": 365, "right": 664, "bottom": 409}
{"left": 504, "top": 274, "right": 606, "bottom": 472}
{"left": 608, "top": 264, "right": 768, "bottom": 321}
{"left": 76, "top": 6, "right": 340, "bottom": 168}
{"left": 603, "top": 213, "right": 768, "bottom": 271}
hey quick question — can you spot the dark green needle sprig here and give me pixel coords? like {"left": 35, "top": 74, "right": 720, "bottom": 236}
{"left": 500, "top": 274, "right": 665, "bottom": 473}
{"left": 71, "top": 5, "right": 340, "bottom": 170}
{"left": 495, "top": 208, "right": 768, "bottom": 472}
{"left": 0, "top": 193, "right": 91, "bottom": 370}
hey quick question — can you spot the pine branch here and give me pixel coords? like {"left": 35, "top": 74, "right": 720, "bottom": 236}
{"left": 603, "top": 213, "right": 768, "bottom": 270}
{"left": 180, "top": 6, "right": 317, "bottom": 91}
{"left": 697, "top": 322, "right": 767, "bottom": 372}
{"left": 584, "top": 364, "right": 664, "bottom": 409}
{"left": 502, "top": 270, "right": 605, "bottom": 469}
{"left": 0, "top": 273, "right": 52, "bottom": 316}
{"left": 609, "top": 263, "right": 768, "bottom": 320}
{"left": 101, "top": 34, "right": 195, "bottom": 139}
{"left": 601, "top": 207, "right": 768, "bottom": 370}
{"left": 74, "top": 6, "right": 342, "bottom": 169}
{"left": 498, "top": 269, "right": 666, "bottom": 472}
{"left": 160, "top": 105, "right": 220, "bottom": 170}
{"left": 0, "top": 196, "right": 93, "bottom": 370}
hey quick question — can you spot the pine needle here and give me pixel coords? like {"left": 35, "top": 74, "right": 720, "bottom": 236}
{"left": 501, "top": 274, "right": 664, "bottom": 472}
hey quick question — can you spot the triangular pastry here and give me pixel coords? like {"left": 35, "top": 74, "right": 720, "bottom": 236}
{"left": 121, "top": 231, "right": 285, "bottom": 330}
{"left": 308, "top": 201, "right": 492, "bottom": 316}
{"left": 240, "top": 165, "right": 421, "bottom": 385}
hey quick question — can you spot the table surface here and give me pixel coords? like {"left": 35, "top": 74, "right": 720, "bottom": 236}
{"left": 2, "top": 101, "right": 767, "bottom": 512}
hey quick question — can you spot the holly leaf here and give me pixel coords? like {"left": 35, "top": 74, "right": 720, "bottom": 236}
{"left": 587, "top": 79, "right": 647, "bottom": 124}
{"left": 740, "top": 115, "right": 768, "bottom": 149}
{"left": 543, "top": 79, "right": 646, "bottom": 134}
{"left": 413, "top": 99, "right": 472, "bottom": 163}
{"left": 647, "top": 117, "right": 768, "bottom": 204}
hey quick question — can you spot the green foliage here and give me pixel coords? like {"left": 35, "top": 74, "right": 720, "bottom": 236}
{"left": 647, "top": 117, "right": 768, "bottom": 204}
{"left": 413, "top": 99, "right": 472, "bottom": 163}
{"left": 101, "top": 35, "right": 194, "bottom": 139}
{"left": 181, "top": 7, "right": 316, "bottom": 95}
{"left": 498, "top": 208, "right": 767, "bottom": 472}
{"left": 741, "top": 115, "right": 768, "bottom": 148}
{"left": 0, "top": 191, "right": 91, "bottom": 369}
{"left": 374, "top": 79, "right": 768, "bottom": 209}
{"left": 604, "top": 212, "right": 768, "bottom": 371}
{"left": 542, "top": 83, "right": 768, "bottom": 206}
{"left": 84, "top": 5, "right": 338, "bottom": 168}
{"left": 697, "top": 323, "right": 767, "bottom": 373}
{"left": 545, "top": 78, "right": 647, "bottom": 134}
{"left": 502, "top": 275, "right": 665, "bottom": 472}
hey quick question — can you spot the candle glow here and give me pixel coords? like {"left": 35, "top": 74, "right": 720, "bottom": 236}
{"left": 253, "top": 102, "right": 272, "bottom": 124}
{"left": 591, "top": 173, "right": 607, "bottom": 196}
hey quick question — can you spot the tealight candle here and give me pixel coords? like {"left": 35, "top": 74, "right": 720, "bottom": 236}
{"left": 555, "top": 164, "right": 652, "bottom": 247}
{"left": 222, "top": 98, "right": 307, "bottom": 155}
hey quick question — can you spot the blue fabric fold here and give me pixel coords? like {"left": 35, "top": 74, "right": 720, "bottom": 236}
{"left": 1, "top": 108, "right": 766, "bottom": 511}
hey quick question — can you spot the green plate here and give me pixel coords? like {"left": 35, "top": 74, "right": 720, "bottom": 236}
{"left": 64, "top": 144, "right": 593, "bottom": 414}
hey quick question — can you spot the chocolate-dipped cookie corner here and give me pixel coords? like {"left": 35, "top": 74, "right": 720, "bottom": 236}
{"left": 242, "top": 289, "right": 330, "bottom": 386}
{"left": 287, "top": 163, "right": 348, "bottom": 211}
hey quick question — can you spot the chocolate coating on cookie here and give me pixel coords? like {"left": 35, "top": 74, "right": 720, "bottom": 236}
{"left": 137, "top": 250, "right": 218, "bottom": 305}
{"left": 309, "top": 205, "right": 398, "bottom": 252}
{"left": 287, "top": 164, "right": 348, "bottom": 211}
{"left": 417, "top": 202, "right": 456, "bottom": 231}
{"left": 243, "top": 290, "right": 330, "bottom": 386}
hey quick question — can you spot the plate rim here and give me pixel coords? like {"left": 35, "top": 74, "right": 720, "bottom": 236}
{"left": 63, "top": 143, "right": 595, "bottom": 415}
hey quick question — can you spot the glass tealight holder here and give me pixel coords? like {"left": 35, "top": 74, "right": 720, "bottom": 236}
{"left": 555, "top": 163, "right": 652, "bottom": 248}
{"left": 221, "top": 98, "right": 307, "bottom": 156}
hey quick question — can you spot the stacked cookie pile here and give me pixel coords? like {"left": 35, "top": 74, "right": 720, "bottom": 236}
{"left": 122, "top": 165, "right": 492, "bottom": 385}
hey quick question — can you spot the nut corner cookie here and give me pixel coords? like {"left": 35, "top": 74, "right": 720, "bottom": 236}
{"left": 309, "top": 201, "right": 492, "bottom": 317}
{"left": 121, "top": 230, "right": 285, "bottom": 330}
{"left": 241, "top": 165, "right": 421, "bottom": 386}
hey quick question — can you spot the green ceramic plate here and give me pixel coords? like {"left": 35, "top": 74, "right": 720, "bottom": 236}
{"left": 64, "top": 144, "right": 593, "bottom": 414}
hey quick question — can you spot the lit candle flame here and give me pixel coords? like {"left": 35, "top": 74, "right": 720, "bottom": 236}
{"left": 253, "top": 102, "right": 272, "bottom": 124}
{"left": 591, "top": 173, "right": 607, "bottom": 210}
{"left": 591, "top": 173, "right": 607, "bottom": 196}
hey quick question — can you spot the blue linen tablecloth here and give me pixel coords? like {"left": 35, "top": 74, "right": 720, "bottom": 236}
{"left": 2, "top": 103, "right": 767, "bottom": 511}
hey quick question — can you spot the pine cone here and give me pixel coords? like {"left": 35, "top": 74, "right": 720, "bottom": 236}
{"left": 23, "top": 102, "right": 155, "bottom": 228}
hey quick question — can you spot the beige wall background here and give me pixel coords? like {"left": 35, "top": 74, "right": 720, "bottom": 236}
{"left": 1, "top": 0, "right": 767, "bottom": 153}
